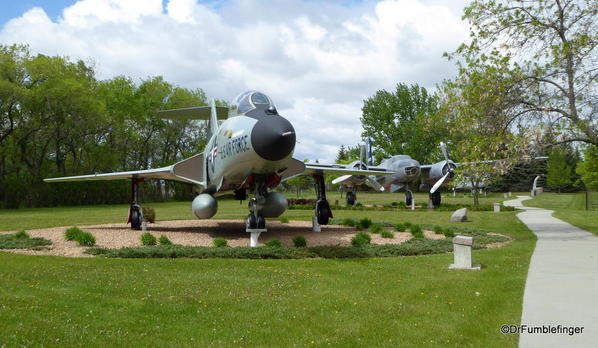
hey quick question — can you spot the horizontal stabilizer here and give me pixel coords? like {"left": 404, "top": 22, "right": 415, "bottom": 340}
{"left": 157, "top": 105, "right": 229, "bottom": 121}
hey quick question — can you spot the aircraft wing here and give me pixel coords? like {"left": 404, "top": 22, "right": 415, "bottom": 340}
{"left": 302, "top": 163, "right": 394, "bottom": 176}
{"left": 44, "top": 154, "right": 206, "bottom": 186}
{"left": 420, "top": 156, "right": 549, "bottom": 174}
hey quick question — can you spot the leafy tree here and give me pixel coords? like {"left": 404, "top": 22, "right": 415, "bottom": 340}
{"left": 361, "top": 83, "right": 444, "bottom": 163}
{"left": 576, "top": 145, "right": 598, "bottom": 190}
{"left": 547, "top": 148, "right": 575, "bottom": 192}
{"left": 451, "top": 0, "right": 597, "bottom": 146}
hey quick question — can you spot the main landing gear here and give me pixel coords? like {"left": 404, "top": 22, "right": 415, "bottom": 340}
{"left": 313, "top": 174, "right": 332, "bottom": 229}
{"left": 128, "top": 178, "right": 144, "bottom": 230}
{"left": 246, "top": 181, "right": 267, "bottom": 247}
{"left": 429, "top": 191, "right": 441, "bottom": 208}
{"left": 404, "top": 185, "right": 415, "bottom": 210}
{"left": 346, "top": 190, "right": 357, "bottom": 206}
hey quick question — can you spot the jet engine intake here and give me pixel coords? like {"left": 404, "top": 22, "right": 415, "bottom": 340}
{"left": 192, "top": 194, "right": 218, "bottom": 219}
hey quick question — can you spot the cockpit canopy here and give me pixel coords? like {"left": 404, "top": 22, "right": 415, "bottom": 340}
{"left": 229, "top": 91, "right": 274, "bottom": 116}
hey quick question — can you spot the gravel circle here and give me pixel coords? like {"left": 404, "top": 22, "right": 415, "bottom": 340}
{"left": 1, "top": 220, "right": 426, "bottom": 258}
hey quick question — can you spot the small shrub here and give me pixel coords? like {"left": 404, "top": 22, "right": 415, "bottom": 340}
{"left": 159, "top": 235, "right": 172, "bottom": 245}
{"left": 140, "top": 232, "right": 157, "bottom": 246}
{"left": 410, "top": 225, "right": 424, "bottom": 239}
{"left": 370, "top": 224, "right": 383, "bottom": 234}
{"left": 142, "top": 207, "right": 156, "bottom": 223}
{"left": 279, "top": 216, "right": 290, "bottom": 223}
{"left": 65, "top": 227, "right": 83, "bottom": 241}
{"left": 394, "top": 223, "right": 406, "bottom": 232}
{"left": 342, "top": 218, "right": 356, "bottom": 227}
{"left": 358, "top": 218, "right": 372, "bottom": 229}
{"left": 265, "top": 239, "right": 282, "bottom": 248}
{"left": 404, "top": 222, "right": 412, "bottom": 228}
{"left": 213, "top": 238, "right": 228, "bottom": 247}
{"left": 443, "top": 228, "right": 455, "bottom": 238}
{"left": 77, "top": 232, "right": 96, "bottom": 246}
{"left": 14, "top": 230, "right": 30, "bottom": 239}
{"left": 351, "top": 232, "right": 371, "bottom": 246}
{"left": 354, "top": 202, "right": 363, "bottom": 207}
{"left": 292, "top": 236, "right": 307, "bottom": 247}
{"left": 381, "top": 230, "right": 394, "bottom": 239}
{"left": 433, "top": 226, "right": 444, "bottom": 234}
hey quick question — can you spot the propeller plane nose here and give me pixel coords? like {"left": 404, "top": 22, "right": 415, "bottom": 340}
{"left": 251, "top": 116, "right": 296, "bottom": 161}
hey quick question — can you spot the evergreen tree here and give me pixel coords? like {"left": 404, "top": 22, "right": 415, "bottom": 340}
{"left": 547, "top": 148, "right": 574, "bottom": 193}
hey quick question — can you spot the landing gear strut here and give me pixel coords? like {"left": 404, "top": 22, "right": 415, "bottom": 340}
{"left": 128, "top": 179, "right": 144, "bottom": 230}
{"left": 314, "top": 174, "right": 332, "bottom": 225}
{"left": 246, "top": 180, "right": 267, "bottom": 247}
{"left": 405, "top": 189, "right": 413, "bottom": 207}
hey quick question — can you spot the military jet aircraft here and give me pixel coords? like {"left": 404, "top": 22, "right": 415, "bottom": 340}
{"left": 45, "top": 91, "right": 393, "bottom": 246}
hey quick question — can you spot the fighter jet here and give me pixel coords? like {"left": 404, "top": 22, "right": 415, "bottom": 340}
{"left": 44, "top": 91, "right": 394, "bottom": 246}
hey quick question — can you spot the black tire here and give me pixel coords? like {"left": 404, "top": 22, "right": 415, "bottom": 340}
{"left": 257, "top": 214, "right": 266, "bottom": 229}
{"left": 316, "top": 200, "right": 330, "bottom": 225}
{"left": 431, "top": 191, "right": 441, "bottom": 207}
{"left": 405, "top": 191, "right": 413, "bottom": 206}
{"left": 131, "top": 207, "right": 142, "bottom": 230}
{"left": 246, "top": 214, "right": 257, "bottom": 229}
{"left": 346, "top": 192, "right": 356, "bottom": 206}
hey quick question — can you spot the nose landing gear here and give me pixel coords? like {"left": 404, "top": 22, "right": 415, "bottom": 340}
{"left": 245, "top": 181, "right": 268, "bottom": 247}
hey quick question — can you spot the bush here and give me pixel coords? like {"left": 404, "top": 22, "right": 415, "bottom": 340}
{"left": 292, "top": 236, "right": 307, "bottom": 247}
{"left": 341, "top": 218, "right": 356, "bottom": 227}
{"left": 159, "top": 235, "right": 172, "bottom": 245}
{"left": 358, "top": 218, "right": 372, "bottom": 229}
{"left": 404, "top": 222, "right": 412, "bottom": 228}
{"left": 394, "top": 223, "right": 406, "bottom": 232}
{"left": 370, "top": 224, "right": 383, "bottom": 234}
{"left": 351, "top": 232, "right": 371, "bottom": 246}
{"left": 410, "top": 225, "right": 424, "bottom": 239}
{"left": 140, "top": 232, "right": 157, "bottom": 246}
{"left": 279, "top": 216, "right": 290, "bottom": 223}
{"left": 380, "top": 230, "right": 394, "bottom": 239}
{"left": 213, "top": 238, "right": 228, "bottom": 247}
{"left": 14, "top": 230, "right": 29, "bottom": 239}
{"left": 265, "top": 239, "right": 282, "bottom": 248}
{"left": 0, "top": 234, "right": 52, "bottom": 250}
{"left": 443, "top": 228, "right": 455, "bottom": 238}
{"left": 141, "top": 207, "right": 156, "bottom": 223}
{"left": 433, "top": 226, "right": 444, "bottom": 234}
{"left": 77, "top": 232, "right": 96, "bottom": 246}
{"left": 65, "top": 227, "right": 83, "bottom": 241}
{"left": 354, "top": 202, "right": 363, "bottom": 207}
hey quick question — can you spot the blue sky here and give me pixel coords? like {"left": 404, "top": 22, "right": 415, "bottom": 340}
{"left": 0, "top": 1, "right": 76, "bottom": 26}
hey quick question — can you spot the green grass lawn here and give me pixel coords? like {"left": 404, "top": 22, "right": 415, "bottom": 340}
{"left": 524, "top": 192, "right": 598, "bottom": 235}
{"left": 0, "top": 192, "right": 535, "bottom": 347}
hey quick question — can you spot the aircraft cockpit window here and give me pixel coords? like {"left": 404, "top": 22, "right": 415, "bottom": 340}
{"left": 251, "top": 92, "right": 270, "bottom": 105}
{"left": 237, "top": 97, "right": 253, "bottom": 114}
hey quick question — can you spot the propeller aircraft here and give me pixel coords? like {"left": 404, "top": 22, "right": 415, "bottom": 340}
{"left": 44, "top": 91, "right": 393, "bottom": 246}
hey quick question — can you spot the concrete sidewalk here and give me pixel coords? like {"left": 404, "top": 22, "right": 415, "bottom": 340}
{"left": 504, "top": 196, "right": 598, "bottom": 348}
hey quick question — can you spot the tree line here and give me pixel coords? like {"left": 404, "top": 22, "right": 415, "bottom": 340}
{"left": 0, "top": 45, "right": 208, "bottom": 208}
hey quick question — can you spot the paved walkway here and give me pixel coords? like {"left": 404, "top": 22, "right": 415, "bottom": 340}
{"left": 503, "top": 196, "right": 598, "bottom": 348}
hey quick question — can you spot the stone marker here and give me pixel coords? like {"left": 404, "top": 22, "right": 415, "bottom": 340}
{"left": 508, "top": 192, "right": 512, "bottom": 197}
{"left": 450, "top": 208, "right": 468, "bottom": 222}
{"left": 449, "top": 235, "right": 481, "bottom": 270}
{"left": 493, "top": 203, "right": 500, "bottom": 213}
{"left": 503, "top": 192, "right": 508, "bottom": 198}
{"left": 141, "top": 219, "right": 147, "bottom": 231}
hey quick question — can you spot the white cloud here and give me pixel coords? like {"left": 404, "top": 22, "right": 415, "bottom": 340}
{"left": 0, "top": 0, "right": 470, "bottom": 162}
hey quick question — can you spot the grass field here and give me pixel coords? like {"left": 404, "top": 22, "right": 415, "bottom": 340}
{"left": 0, "top": 192, "right": 535, "bottom": 346}
{"left": 524, "top": 192, "right": 598, "bottom": 235}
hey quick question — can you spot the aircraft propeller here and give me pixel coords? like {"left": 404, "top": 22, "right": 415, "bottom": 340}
{"left": 430, "top": 142, "right": 453, "bottom": 194}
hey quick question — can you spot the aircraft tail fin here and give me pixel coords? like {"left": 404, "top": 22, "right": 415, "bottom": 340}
{"left": 209, "top": 99, "right": 219, "bottom": 138}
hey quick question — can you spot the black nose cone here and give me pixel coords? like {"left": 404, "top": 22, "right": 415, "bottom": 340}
{"left": 251, "top": 116, "right": 296, "bottom": 161}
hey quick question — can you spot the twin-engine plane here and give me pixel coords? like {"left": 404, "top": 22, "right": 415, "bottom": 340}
{"left": 45, "top": 91, "right": 393, "bottom": 246}
{"left": 332, "top": 139, "right": 456, "bottom": 208}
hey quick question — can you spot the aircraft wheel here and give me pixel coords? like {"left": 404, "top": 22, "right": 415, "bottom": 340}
{"left": 257, "top": 214, "right": 266, "bottom": 229}
{"left": 432, "top": 191, "right": 441, "bottom": 207}
{"left": 246, "top": 214, "right": 257, "bottom": 229}
{"left": 405, "top": 191, "right": 413, "bottom": 206}
{"left": 346, "top": 192, "right": 356, "bottom": 206}
{"left": 316, "top": 200, "right": 330, "bottom": 225}
{"left": 131, "top": 206, "right": 142, "bottom": 230}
